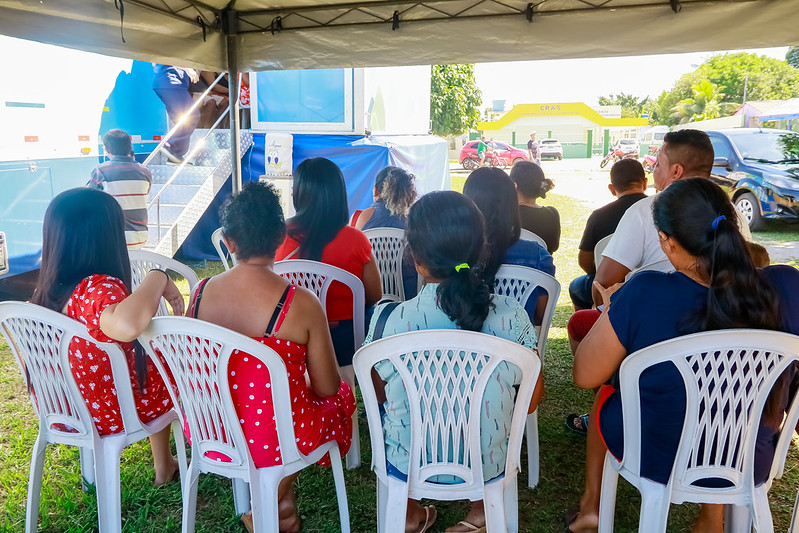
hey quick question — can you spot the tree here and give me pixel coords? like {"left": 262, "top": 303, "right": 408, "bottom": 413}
{"left": 653, "top": 52, "right": 799, "bottom": 126}
{"left": 597, "top": 92, "right": 649, "bottom": 118}
{"left": 430, "top": 64, "right": 482, "bottom": 136}
{"left": 787, "top": 47, "right": 799, "bottom": 69}
{"left": 671, "top": 80, "right": 736, "bottom": 123}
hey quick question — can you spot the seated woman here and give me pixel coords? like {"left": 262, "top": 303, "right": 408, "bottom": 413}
{"left": 462, "top": 167, "right": 555, "bottom": 324}
{"left": 365, "top": 190, "right": 545, "bottom": 533}
{"left": 509, "top": 160, "right": 560, "bottom": 254}
{"left": 567, "top": 178, "right": 799, "bottom": 533}
{"left": 275, "top": 157, "right": 382, "bottom": 367}
{"left": 188, "top": 181, "right": 356, "bottom": 533}
{"left": 354, "top": 165, "right": 419, "bottom": 299}
{"left": 32, "top": 188, "right": 182, "bottom": 484}
{"left": 353, "top": 165, "right": 417, "bottom": 230}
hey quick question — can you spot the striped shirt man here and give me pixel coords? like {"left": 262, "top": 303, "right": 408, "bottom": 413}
{"left": 88, "top": 156, "right": 152, "bottom": 248}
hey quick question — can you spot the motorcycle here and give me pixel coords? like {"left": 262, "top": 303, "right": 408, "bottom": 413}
{"left": 599, "top": 147, "right": 626, "bottom": 169}
{"left": 462, "top": 151, "right": 506, "bottom": 170}
{"left": 642, "top": 145, "right": 658, "bottom": 173}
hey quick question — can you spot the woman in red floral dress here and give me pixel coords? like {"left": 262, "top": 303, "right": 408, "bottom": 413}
{"left": 188, "top": 181, "right": 355, "bottom": 533}
{"left": 31, "top": 187, "right": 184, "bottom": 484}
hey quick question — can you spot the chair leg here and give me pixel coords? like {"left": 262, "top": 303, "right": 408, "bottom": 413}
{"left": 637, "top": 478, "right": 670, "bottom": 533}
{"left": 340, "top": 365, "right": 361, "bottom": 470}
{"left": 329, "top": 449, "right": 351, "bottom": 533}
{"left": 525, "top": 410, "right": 539, "bottom": 489}
{"left": 25, "top": 436, "right": 47, "bottom": 533}
{"left": 724, "top": 504, "right": 752, "bottom": 533}
{"left": 503, "top": 476, "right": 519, "bottom": 533}
{"left": 80, "top": 446, "right": 96, "bottom": 490}
{"left": 750, "top": 484, "right": 774, "bottom": 533}
{"left": 181, "top": 462, "right": 201, "bottom": 533}
{"left": 384, "top": 476, "right": 410, "bottom": 533}
{"left": 232, "top": 478, "right": 252, "bottom": 515}
{"left": 171, "top": 420, "right": 188, "bottom": 495}
{"left": 377, "top": 477, "right": 389, "bottom": 533}
{"left": 791, "top": 489, "right": 799, "bottom": 533}
{"left": 251, "top": 470, "right": 280, "bottom": 533}
{"left": 598, "top": 454, "right": 619, "bottom": 533}
{"left": 94, "top": 439, "right": 124, "bottom": 533}
{"left": 484, "top": 481, "right": 508, "bottom": 533}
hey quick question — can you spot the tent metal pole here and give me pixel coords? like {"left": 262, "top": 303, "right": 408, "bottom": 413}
{"left": 225, "top": 9, "right": 243, "bottom": 194}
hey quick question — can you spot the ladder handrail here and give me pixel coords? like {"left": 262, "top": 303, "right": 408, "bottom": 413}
{"left": 142, "top": 71, "right": 226, "bottom": 167}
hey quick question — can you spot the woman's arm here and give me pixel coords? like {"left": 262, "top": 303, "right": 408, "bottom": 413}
{"left": 362, "top": 253, "right": 383, "bottom": 307}
{"left": 300, "top": 290, "right": 342, "bottom": 397}
{"left": 572, "top": 311, "right": 627, "bottom": 389}
{"left": 99, "top": 270, "right": 184, "bottom": 342}
{"left": 354, "top": 208, "right": 375, "bottom": 230}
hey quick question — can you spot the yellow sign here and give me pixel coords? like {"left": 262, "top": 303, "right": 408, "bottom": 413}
{"left": 479, "top": 103, "right": 649, "bottom": 130}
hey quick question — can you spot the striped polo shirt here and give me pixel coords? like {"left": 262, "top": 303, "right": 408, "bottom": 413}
{"left": 88, "top": 156, "right": 152, "bottom": 248}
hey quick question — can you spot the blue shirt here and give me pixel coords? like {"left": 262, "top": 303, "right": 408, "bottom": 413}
{"left": 362, "top": 200, "right": 406, "bottom": 231}
{"left": 152, "top": 65, "right": 190, "bottom": 89}
{"left": 503, "top": 239, "right": 555, "bottom": 319}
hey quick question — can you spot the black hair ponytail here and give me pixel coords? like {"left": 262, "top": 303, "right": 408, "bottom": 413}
{"left": 653, "top": 178, "right": 781, "bottom": 332}
{"left": 406, "top": 191, "right": 492, "bottom": 331}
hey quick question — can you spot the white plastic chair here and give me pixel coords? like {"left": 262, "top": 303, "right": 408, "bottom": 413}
{"left": 140, "top": 316, "right": 350, "bottom": 533}
{"left": 493, "top": 264, "right": 560, "bottom": 489}
{"left": 128, "top": 250, "right": 199, "bottom": 316}
{"left": 353, "top": 329, "right": 540, "bottom": 533}
{"left": 519, "top": 229, "right": 547, "bottom": 249}
{"left": 363, "top": 227, "right": 407, "bottom": 302}
{"left": 272, "top": 259, "right": 365, "bottom": 469}
{"left": 211, "top": 227, "right": 237, "bottom": 271}
{"left": 0, "top": 301, "right": 186, "bottom": 533}
{"left": 597, "top": 329, "right": 799, "bottom": 533}
{"left": 593, "top": 233, "right": 614, "bottom": 270}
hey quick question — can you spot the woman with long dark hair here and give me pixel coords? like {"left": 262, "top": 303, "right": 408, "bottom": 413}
{"left": 462, "top": 167, "right": 554, "bottom": 322}
{"left": 188, "top": 181, "right": 356, "bottom": 532}
{"left": 364, "top": 191, "right": 544, "bottom": 533}
{"left": 567, "top": 178, "right": 799, "bottom": 532}
{"left": 31, "top": 187, "right": 182, "bottom": 484}
{"left": 353, "top": 165, "right": 417, "bottom": 230}
{"left": 509, "top": 160, "right": 560, "bottom": 253}
{"left": 275, "top": 157, "right": 382, "bottom": 367}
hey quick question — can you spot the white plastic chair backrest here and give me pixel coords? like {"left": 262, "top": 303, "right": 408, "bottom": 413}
{"left": 615, "top": 329, "right": 799, "bottom": 492}
{"left": 594, "top": 233, "right": 614, "bottom": 270}
{"left": 0, "top": 301, "right": 143, "bottom": 443}
{"left": 211, "top": 227, "right": 238, "bottom": 271}
{"left": 272, "top": 259, "right": 365, "bottom": 347}
{"left": 129, "top": 250, "right": 199, "bottom": 316}
{"left": 363, "top": 227, "right": 406, "bottom": 302}
{"left": 494, "top": 265, "right": 561, "bottom": 358}
{"left": 519, "top": 229, "right": 547, "bottom": 249}
{"left": 353, "top": 329, "right": 540, "bottom": 492}
{"left": 140, "top": 316, "right": 304, "bottom": 474}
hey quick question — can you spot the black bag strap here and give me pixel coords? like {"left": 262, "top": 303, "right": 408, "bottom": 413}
{"left": 372, "top": 301, "right": 400, "bottom": 340}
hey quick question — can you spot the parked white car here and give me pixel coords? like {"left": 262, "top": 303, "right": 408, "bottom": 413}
{"left": 539, "top": 138, "right": 563, "bottom": 160}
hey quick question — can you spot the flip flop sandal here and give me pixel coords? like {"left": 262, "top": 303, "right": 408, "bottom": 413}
{"left": 565, "top": 413, "right": 590, "bottom": 436}
{"left": 448, "top": 520, "right": 486, "bottom": 533}
{"left": 565, "top": 509, "right": 580, "bottom": 532}
{"left": 416, "top": 505, "right": 438, "bottom": 533}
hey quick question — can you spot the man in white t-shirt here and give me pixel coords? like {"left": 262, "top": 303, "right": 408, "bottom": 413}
{"left": 592, "top": 129, "right": 750, "bottom": 306}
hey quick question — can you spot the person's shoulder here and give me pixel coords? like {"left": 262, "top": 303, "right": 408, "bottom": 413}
{"left": 763, "top": 264, "right": 799, "bottom": 288}
{"left": 337, "top": 224, "right": 370, "bottom": 245}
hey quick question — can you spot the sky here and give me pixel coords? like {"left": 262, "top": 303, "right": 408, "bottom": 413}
{"left": 475, "top": 47, "right": 790, "bottom": 109}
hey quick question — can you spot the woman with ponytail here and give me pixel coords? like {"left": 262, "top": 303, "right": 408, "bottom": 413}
{"left": 509, "top": 160, "right": 560, "bottom": 253}
{"left": 32, "top": 188, "right": 181, "bottom": 485}
{"left": 567, "top": 178, "right": 799, "bottom": 533}
{"left": 353, "top": 165, "right": 418, "bottom": 230}
{"left": 363, "top": 190, "right": 544, "bottom": 533}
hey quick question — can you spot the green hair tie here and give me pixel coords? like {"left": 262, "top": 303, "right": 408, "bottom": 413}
{"left": 454, "top": 263, "right": 470, "bottom": 273}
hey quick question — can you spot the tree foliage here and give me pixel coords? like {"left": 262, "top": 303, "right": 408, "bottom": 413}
{"left": 787, "top": 47, "right": 799, "bottom": 69}
{"left": 653, "top": 52, "right": 799, "bottom": 125}
{"left": 597, "top": 92, "right": 649, "bottom": 118}
{"left": 671, "top": 80, "right": 736, "bottom": 123}
{"left": 430, "top": 64, "right": 482, "bottom": 136}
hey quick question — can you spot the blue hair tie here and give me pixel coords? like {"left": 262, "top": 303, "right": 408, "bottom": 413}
{"left": 711, "top": 215, "right": 726, "bottom": 231}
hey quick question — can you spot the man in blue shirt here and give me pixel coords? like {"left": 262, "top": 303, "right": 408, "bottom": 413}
{"left": 152, "top": 65, "right": 200, "bottom": 164}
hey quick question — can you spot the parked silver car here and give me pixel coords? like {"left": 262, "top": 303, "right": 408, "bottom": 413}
{"left": 539, "top": 138, "right": 563, "bottom": 160}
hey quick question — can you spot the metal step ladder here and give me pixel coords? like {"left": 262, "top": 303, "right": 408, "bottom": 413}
{"left": 144, "top": 129, "right": 253, "bottom": 256}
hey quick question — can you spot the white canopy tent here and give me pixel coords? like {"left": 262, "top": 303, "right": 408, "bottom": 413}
{"left": 2, "top": 0, "right": 798, "bottom": 189}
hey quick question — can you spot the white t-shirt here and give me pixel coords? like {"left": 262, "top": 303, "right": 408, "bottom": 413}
{"left": 602, "top": 185, "right": 753, "bottom": 276}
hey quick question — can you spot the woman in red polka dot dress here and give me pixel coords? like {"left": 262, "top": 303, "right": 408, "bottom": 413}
{"left": 188, "top": 181, "right": 355, "bottom": 533}
{"left": 31, "top": 188, "right": 184, "bottom": 485}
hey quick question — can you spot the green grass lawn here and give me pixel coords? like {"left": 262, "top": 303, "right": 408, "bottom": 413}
{"left": 1, "top": 192, "right": 798, "bottom": 532}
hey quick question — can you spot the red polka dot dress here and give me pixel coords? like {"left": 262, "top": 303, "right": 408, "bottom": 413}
{"left": 64, "top": 274, "right": 173, "bottom": 435}
{"left": 191, "top": 279, "right": 356, "bottom": 468}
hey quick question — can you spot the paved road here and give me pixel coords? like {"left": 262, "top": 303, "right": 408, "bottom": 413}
{"left": 450, "top": 157, "right": 799, "bottom": 263}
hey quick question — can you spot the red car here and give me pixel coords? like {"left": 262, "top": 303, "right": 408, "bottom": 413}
{"left": 459, "top": 140, "right": 529, "bottom": 170}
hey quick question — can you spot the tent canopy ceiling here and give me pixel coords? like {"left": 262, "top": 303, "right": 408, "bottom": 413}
{"left": 0, "top": 0, "right": 797, "bottom": 71}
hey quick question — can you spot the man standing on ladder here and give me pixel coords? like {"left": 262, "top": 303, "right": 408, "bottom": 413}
{"left": 152, "top": 65, "right": 201, "bottom": 165}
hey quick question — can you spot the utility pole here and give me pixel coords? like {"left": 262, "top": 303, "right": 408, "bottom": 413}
{"left": 743, "top": 71, "right": 749, "bottom": 105}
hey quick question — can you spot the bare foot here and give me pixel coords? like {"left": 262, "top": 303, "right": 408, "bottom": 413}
{"left": 567, "top": 510, "right": 598, "bottom": 533}
{"left": 153, "top": 456, "right": 179, "bottom": 486}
